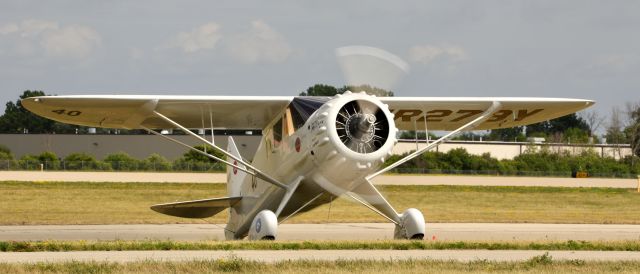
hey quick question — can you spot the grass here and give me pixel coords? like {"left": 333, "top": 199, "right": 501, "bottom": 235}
{"left": 1, "top": 181, "right": 640, "bottom": 225}
{"left": 2, "top": 240, "right": 640, "bottom": 252}
{"left": 2, "top": 256, "right": 640, "bottom": 274}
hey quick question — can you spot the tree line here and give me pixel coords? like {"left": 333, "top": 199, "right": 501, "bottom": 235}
{"left": 385, "top": 147, "right": 639, "bottom": 178}
{"left": 1, "top": 142, "right": 636, "bottom": 177}
{"left": 0, "top": 144, "right": 225, "bottom": 172}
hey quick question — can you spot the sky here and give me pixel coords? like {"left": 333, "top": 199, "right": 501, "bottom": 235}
{"left": 1, "top": 0, "right": 639, "bottom": 132}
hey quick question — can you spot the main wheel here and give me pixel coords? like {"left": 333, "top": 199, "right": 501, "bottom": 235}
{"left": 248, "top": 210, "right": 278, "bottom": 240}
{"left": 393, "top": 208, "right": 425, "bottom": 240}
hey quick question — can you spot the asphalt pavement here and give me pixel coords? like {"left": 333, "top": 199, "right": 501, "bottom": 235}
{"left": 1, "top": 223, "right": 638, "bottom": 241}
{"left": 1, "top": 171, "right": 637, "bottom": 188}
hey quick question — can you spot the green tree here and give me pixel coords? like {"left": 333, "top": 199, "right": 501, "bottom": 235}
{"left": 182, "top": 144, "right": 225, "bottom": 163}
{"left": 624, "top": 105, "right": 640, "bottom": 157}
{"left": 36, "top": 151, "right": 59, "bottom": 169}
{"left": 174, "top": 144, "right": 226, "bottom": 171}
{"left": 489, "top": 114, "right": 591, "bottom": 143}
{"left": 63, "top": 153, "right": 101, "bottom": 170}
{"left": 451, "top": 132, "right": 484, "bottom": 141}
{"left": 487, "top": 127, "right": 525, "bottom": 142}
{"left": 0, "top": 90, "right": 139, "bottom": 134}
{"left": 0, "top": 144, "right": 13, "bottom": 160}
{"left": 300, "top": 84, "right": 394, "bottom": 97}
{"left": 526, "top": 113, "right": 591, "bottom": 142}
{"left": 0, "top": 91, "right": 52, "bottom": 133}
{"left": 563, "top": 127, "right": 590, "bottom": 144}
{"left": 104, "top": 152, "right": 139, "bottom": 170}
{"left": 338, "top": 84, "right": 394, "bottom": 97}
{"left": 143, "top": 153, "right": 171, "bottom": 171}
{"left": 38, "top": 151, "right": 58, "bottom": 163}
{"left": 398, "top": 130, "right": 437, "bottom": 140}
{"left": 0, "top": 90, "right": 82, "bottom": 134}
{"left": 299, "top": 84, "right": 340, "bottom": 96}
{"left": 19, "top": 154, "right": 40, "bottom": 170}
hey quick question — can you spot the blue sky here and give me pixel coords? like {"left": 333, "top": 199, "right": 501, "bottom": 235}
{"left": 1, "top": 1, "right": 638, "bottom": 131}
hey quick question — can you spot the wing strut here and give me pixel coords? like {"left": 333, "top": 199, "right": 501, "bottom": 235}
{"left": 278, "top": 192, "right": 324, "bottom": 224}
{"left": 142, "top": 126, "right": 254, "bottom": 176}
{"left": 345, "top": 190, "right": 399, "bottom": 225}
{"left": 209, "top": 106, "right": 215, "bottom": 146}
{"left": 348, "top": 102, "right": 501, "bottom": 224}
{"left": 275, "top": 176, "right": 304, "bottom": 217}
{"left": 367, "top": 101, "right": 501, "bottom": 180}
{"left": 148, "top": 110, "right": 288, "bottom": 190}
{"left": 423, "top": 111, "right": 429, "bottom": 144}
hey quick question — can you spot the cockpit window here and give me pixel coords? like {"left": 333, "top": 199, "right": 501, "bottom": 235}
{"left": 289, "top": 97, "right": 330, "bottom": 130}
{"left": 273, "top": 117, "right": 283, "bottom": 145}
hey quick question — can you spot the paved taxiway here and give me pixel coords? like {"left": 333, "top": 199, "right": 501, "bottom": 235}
{"left": 3, "top": 250, "right": 640, "bottom": 263}
{"left": 1, "top": 223, "right": 638, "bottom": 241}
{"left": 1, "top": 171, "right": 636, "bottom": 188}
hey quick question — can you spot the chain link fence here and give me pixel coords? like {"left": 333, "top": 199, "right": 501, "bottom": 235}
{"left": 0, "top": 160, "right": 637, "bottom": 178}
{"left": 392, "top": 168, "right": 638, "bottom": 179}
{"left": 0, "top": 160, "right": 225, "bottom": 173}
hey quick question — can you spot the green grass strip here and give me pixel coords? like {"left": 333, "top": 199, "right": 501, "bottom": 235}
{"left": 2, "top": 255, "right": 640, "bottom": 274}
{"left": 2, "top": 240, "right": 640, "bottom": 252}
{"left": 4, "top": 181, "right": 640, "bottom": 225}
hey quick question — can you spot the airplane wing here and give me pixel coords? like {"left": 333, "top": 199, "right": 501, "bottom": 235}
{"left": 379, "top": 97, "right": 594, "bottom": 130}
{"left": 151, "top": 196, "right": 242, "bottom": 218}
{"left": 22, "top": 95, "right": 593, "bottom": 131}
{"left": 21, "top": 95, "right": 293, "bottom": 130}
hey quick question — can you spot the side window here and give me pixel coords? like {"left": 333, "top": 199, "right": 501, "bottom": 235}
{"left": 289, "top": 105, "right": 306, "bottom": 130}
{"left": 273, "top": 117, "right": 283, "bottom": 147}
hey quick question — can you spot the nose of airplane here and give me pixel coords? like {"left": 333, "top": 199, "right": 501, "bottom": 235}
{"left": 332, "top": 93, "right": 394, "bottom": 155}
{"left": 307, "top": 91, "right": 397, "bottom": 195}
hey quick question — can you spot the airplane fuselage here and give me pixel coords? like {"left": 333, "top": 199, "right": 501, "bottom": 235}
{"left": 226, "top": 93, "right": 397, "bottom": 239}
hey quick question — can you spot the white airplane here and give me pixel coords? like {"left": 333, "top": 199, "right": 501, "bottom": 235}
{"left": 22, "top": 93, "right": 593, "bottom": 240}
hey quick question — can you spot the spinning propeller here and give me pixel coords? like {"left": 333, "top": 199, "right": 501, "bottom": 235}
{"left": 333, "top": 45, "right": 410, "bottom": 154}
{"left": 335, "top": 45, "right": 410, "bottom": 92}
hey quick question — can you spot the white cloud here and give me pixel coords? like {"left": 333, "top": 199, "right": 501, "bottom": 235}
{"left": 0, "top": 23, "right": 19, "bottom": 35}
{"left": 580, "top": 53, "right": 640, "bottom": 77}
{"left": 159, "top": 20, "right": 291, "bottom": 64}
{"left": 129, "top": 47, "right": 145, "bottom": 60}
{"left": 19, "top": 19, "right": 58, "bottom": 37}
{"left": 592, "top": 54, "right": 639, "bottom": 71}
{"left": 408, "top": 44, "right": 468, "bottom": 65}
{"left": 226, "top": 20, "right": 292, "bottom": 63}
{"left": 0, "top": 20, "right": 101, "bottom": 59}
{"left": 170, "top": 22, "right": 222, "bottom": 53}
{"left": 41, "top": 25, "right": 101, "bottom": 58}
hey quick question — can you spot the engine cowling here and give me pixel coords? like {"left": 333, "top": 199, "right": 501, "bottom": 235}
{"left": 305, "top": 91, "right": 397, "bottom": 195}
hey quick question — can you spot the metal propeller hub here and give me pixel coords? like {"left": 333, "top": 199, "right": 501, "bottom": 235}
{"left": 345, "top": 113, "right": 376, "bottom": 143}
{"left": 336, "top": 100, "right": 389, "bottom": 154}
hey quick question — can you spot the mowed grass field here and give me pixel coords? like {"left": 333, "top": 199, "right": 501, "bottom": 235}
{"left": 3, "top": 239, "right": 640, "bottom": 252}
{"left": 1, "top": 181, "right": 640, "bottom": 225}
{"left": 2, "top": 257, "right": 640, "bottom": 274}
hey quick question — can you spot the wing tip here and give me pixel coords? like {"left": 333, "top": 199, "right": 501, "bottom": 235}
{"left": 20, "top": 97, "right": 43, "bottom": 113}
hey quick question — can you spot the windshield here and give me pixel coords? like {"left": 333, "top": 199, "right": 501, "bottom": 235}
{"left": 289, "top": 96, "right": 330, "bottom": 130}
